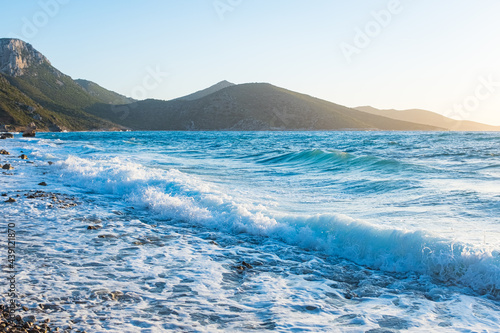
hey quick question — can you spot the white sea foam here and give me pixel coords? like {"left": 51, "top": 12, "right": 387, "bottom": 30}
{"left": 55, "top": 155, "right": 500, "bottom": 297}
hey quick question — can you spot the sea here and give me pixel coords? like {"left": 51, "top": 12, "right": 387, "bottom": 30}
{"left": 0, "top": 131, "right": 499, "bottom": 332}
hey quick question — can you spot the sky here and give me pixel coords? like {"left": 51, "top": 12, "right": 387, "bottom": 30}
{"left": 1, "top": 0, "right": 500, "bottom": 125}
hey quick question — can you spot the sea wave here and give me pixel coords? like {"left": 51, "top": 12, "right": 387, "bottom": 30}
{"left": 56, "top": 155, "right": 500, "bottom": 297}
{"left": 255, "top": 149, "right": 429, "bottom": 174}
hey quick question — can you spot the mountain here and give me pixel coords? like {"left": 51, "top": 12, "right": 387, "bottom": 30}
{"left": 88, "top": 83, "right": 443, "bottom": 131}
{"left": 3, "top": 37, "right": 495, "bottom": 133}
{"left": 355, "top": 106, "right": 500, "bottom": 131}
{"left": 0, "top": 38, "right": 127, "bottom": 131}
{"left": 175, "top": 80, "right": 235, "bottom": 101}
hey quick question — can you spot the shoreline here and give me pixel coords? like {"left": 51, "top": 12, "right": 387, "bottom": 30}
{"left": 9, "top": 129, "right": 500, "bottom": 135}
{"left": 0, "top": 144, "right": 71, "bottom": 332}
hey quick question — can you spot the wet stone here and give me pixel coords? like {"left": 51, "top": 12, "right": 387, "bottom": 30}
{"left": 98, "top": 234, "right": 118, "bottom": 239}
{"left": 87, "top": 225, "right": 102, "bottom": 230}
{"left": 241, "top": 261, "right": 253, "bottom": 269}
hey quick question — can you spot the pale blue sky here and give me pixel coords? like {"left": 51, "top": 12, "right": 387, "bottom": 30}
{"left": 2, "top": 0, "right": 500, "bottom": 125}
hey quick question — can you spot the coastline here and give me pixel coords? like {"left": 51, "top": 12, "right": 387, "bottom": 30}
{"left": 0, "top": 138, "right": 68, "bottom": 332}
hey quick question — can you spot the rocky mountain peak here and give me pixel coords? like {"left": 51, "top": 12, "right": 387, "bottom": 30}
{"left": 0, "top": 38, "right": 50, "bottom": 76}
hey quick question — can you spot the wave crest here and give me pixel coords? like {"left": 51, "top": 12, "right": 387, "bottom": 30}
{"left": 56, "top": 155, "right": 500, "bottom": 297}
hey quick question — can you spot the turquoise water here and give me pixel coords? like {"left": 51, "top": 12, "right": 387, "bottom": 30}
{"left": 1, "top": 131, "right": 499, "bottom": 331}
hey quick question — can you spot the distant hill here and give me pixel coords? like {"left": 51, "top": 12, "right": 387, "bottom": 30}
{"left": 175, "top": 80, "right": 235, "bottom": 101}
{"left": 355, "top": 106, "right": 500, "bottom": 131}
{"left": 88, "top": 83, "right": 443, "bottom": 131}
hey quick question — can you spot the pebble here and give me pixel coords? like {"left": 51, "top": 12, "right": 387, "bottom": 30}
{"left": 235, "top": 261, "right": 254, "bottom": 272}
{"left": 98, "top": 234, "right": 117, "bottom": 238}
{"left": 87, "top": 225, "right": 102, "bottom": 230}
{"left": 23, "top": 315, "right": 36, "bottom": 323}
{"left": 0, "top": 303, "right": 62, "bottom": 333}
{"left": 241, "top": 261, "right": 253, "bottom": 269}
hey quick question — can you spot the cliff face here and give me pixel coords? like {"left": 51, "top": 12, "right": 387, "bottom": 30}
{"left": 0, "top": 38, "right": 50, "bottom": 76}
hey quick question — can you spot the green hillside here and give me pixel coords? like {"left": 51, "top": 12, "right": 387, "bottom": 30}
{"left": 88, "top": 83, "right": 444, "bottom": 131}
{"left": 0, "top": 73, "right": 86, "bottom": 131}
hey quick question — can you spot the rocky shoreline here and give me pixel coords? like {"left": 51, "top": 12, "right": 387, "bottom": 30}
{"left": 0, "top": 304, "right": 63, "bottom": 333}
{"left": 0, "top": 140, "right": 80, "bottom": 332}
{"left": 0, "top": 136, "right": 156, "bottom": 332}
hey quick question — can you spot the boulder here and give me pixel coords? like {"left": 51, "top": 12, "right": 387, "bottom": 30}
{"left": 19, "top": 154, "right": 28, "bottom": 160}
{"left": 22, "top": 122, "right": 36, "bottom": 137}
{"left": 48, "top": 123, "right": 65, "bottom": 132}
{"left": 2, "top": 164, "right": 14, "bottom": 170}
{"left": 0, "top": 124, "right": 13, "bottom": 132}
{"left": 0, "top": 149, "right": 9, "bottom": 155}
{"left": 0, "top": 133, "right": 14, "bottom": 139}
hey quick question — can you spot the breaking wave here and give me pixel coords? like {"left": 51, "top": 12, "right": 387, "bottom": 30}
{"left": 56, "top": 155, "right": 500, "bottom": 297}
